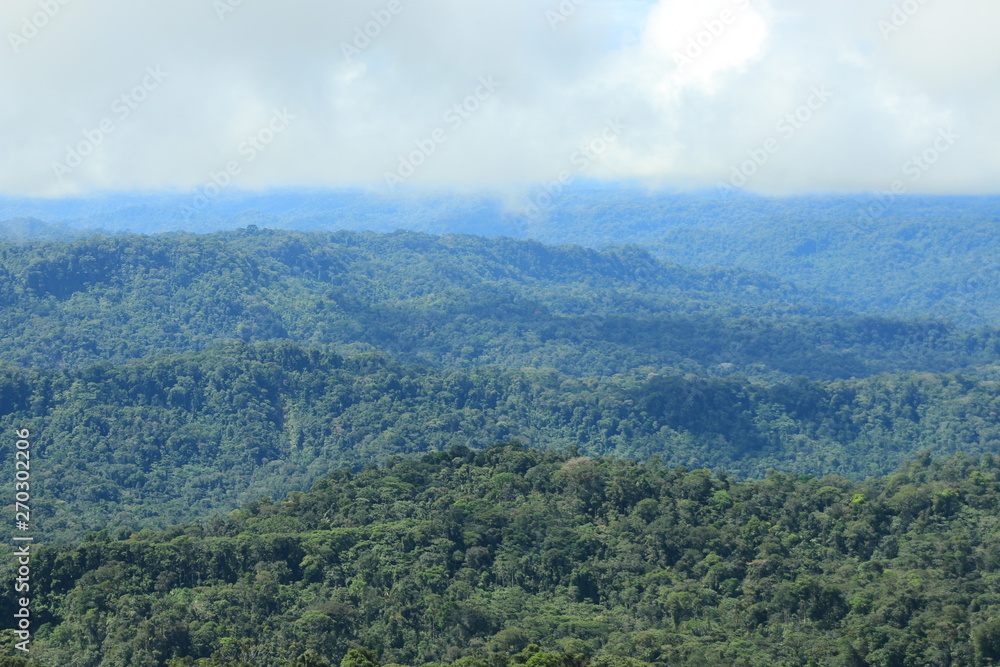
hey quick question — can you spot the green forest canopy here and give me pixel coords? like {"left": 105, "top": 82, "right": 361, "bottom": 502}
{"left": 2, "top": 226, "right": 1000, "bottom": 665}
{"left": 7, "top": 444, "right": 1000, "bottom": 666}
{"left": 1, "top": 229, "right": 999, "bottom": 382}
{"left": 3, "top": 341, "right": 1000, "bottom": 542}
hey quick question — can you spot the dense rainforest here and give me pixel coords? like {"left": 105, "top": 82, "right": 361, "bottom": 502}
{"left": 3, "top": 190, "right": 998, "bottom": 325}
{"left": 1, "top": 229, "right": 1000, "bottom": 541}
{"left": 4, "top": 340, "right": 1000, "bottom": 542}
{"left": 1, "top": 226, "right": 999, "bottom": 665}
{"left": 5, "top": 445, "right": 1000, "bottom": 666}
{"left": 1, "top": 229, "right": 999, "bottom": 381}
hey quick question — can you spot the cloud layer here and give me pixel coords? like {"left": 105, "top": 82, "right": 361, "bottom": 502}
{"left": 2, "top": 0, "right": 997, "bottom": 196}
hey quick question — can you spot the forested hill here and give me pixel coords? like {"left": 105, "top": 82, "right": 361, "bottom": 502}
{"left": 0, "top": 218, "right": 108, "bottom": 243}
{"left": 11, "top": 444, "right": 1000, "bottom": 666}
{"left": 4, "top": 189, "right": 997, "bottom": 325}
{"left": 5, "top": 341, "right": 1000, "bottom": 542}
{"left": 647, "top": 197, "right": 1000, "bottom": 327}
{"left": 2, "top": 218, "right": 1000, "bottom": 666}
{"left": 1, "top": 228, "right": 999, "bottom": 380}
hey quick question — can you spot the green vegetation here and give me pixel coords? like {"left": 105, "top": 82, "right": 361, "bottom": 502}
{"left": 2, "top": 226, "right": 1000, "bottom": 665}
{"left": 468, "top": 189, "right": 1000, "bottom": 328}
{"left": 5, "top": 340, "right": 1000, "bottom": 541}
{"left": 1, "top": 229, "right": 999, "bottom": 382}
{"left": 9, "top": 445, "right": 1000, "bottom": 666}
{"left": 0, "top": 218, "right": 105, "bottom": 243}
{"left": 7, "top": 190, "right": 996, "bottom": 325}
{"left": 643, "top": 195, "right": 1000, "bottom": 327}
{"left": 2, "top": 229, "right": 1000, "bottom": 542}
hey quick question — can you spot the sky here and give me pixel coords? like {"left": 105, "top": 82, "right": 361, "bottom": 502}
{"left": 1, "top": 0, "right": 998, "bottom": 197}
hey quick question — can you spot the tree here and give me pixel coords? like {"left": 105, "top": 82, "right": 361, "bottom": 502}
{"left": 288, "top": 651, "right": 331, "bottom": 667}
{"left": 974, "top": 617, "right": 1000, "bottom": 662}
{"left": 340, "top": 647, "right": 379, "bottom": 667}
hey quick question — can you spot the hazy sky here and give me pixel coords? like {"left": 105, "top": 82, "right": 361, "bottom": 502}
{"left": 2, "top": 0, "right": 998, "bottom": 197}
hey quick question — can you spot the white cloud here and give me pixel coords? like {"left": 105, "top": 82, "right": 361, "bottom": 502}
{"left": 641, "top": 0, "right": 769, "bottom": 92}
{"left": 0, "top": 0, "right": 997, "bottom": 196}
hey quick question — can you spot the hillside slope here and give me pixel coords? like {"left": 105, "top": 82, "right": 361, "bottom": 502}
{"left": 5, "top": 342, "right": 1000, "bottom": 541}
{"left": 13, "top": 445, "right": 1000, "bottom": 666}
{"left": 3, "top": 189, "right": 997, "bottom": 325}
{"left": 2, "top": 229, "right": 998, "bottom": 381}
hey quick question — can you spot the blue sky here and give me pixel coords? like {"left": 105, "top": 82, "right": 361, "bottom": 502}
{"left": 2, "top": 0, "right": 998, "bottom": 197}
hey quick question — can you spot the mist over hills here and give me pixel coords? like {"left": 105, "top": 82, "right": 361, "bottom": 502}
{"left": 2, "top": 204, "right": 1000, "bottom": 666}
{"left": 3, "top": 187, "right": 998, "bottom": 327}
{"left": 5, "top": 0, "right": 999, "bottom": 660}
